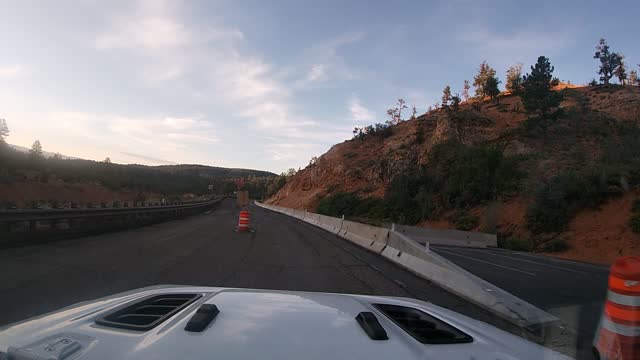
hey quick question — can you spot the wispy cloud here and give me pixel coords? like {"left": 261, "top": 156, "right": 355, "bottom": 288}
{"left": 0, "top": 65, "right": 25, "bottom": 78}
{"left": 348, "top": 97, "right": 374, "bottom": 122}
{"left": 53, "top": 111, "right": 218, "bottom": 151}
{"left": 293, "top": 31, "right": 364, "bottom": 88}
{"left": 306, "top": 64, "right": 328, "bottom": 82}
{"left": 457, "top": 25, "right": 574, "bottom": 68}
{"left": 95, "top": 0, "right": 191, "bottom": 51}
{"left": 266, "top": 143, "right": 316, "bottom": 161}
{"left": 92, "top": 0, "right": 353, "bottom": 168}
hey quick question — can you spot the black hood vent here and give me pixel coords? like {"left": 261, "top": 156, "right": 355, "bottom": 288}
{"left": 96, "top": 293, "right": 201, "bottom": 331}
{"left": 373, "top": 304, "right": 473, "bottom": 344}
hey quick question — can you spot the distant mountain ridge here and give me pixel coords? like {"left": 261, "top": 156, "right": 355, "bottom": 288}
{"left": 9, "top": 144, "right": 78, "bottom": 160}
{"left": 8, "top": 144, "right": 275, "bottom": 179}
{"left": 153, "top": 164, "right": 276, "bottom": 179}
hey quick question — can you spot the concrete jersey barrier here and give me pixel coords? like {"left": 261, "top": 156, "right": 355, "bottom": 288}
{"left": 393, "top": 223, "right": 497, "bottom": 248}
{"left": 338, "top": 220, "right": 389, "bottom": 254}
{"left": 316, "top": 214, "right": 343, "bottom": 234}
{"left": 252, "top": 201, "right": 556, "bottom": 333}
{"left": 383, "top": 230, "right": 558, "bottom": 332}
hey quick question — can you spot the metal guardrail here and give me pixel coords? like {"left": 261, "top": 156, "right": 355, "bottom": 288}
{"left": 0, "top": 196, "right": 225, "bottom": 222}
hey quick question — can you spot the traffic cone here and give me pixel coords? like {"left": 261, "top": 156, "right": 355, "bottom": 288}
{"left": 236, "top": 208, "right": 250, "bottom": 232}
{"left": 594, "top": 256, "right": 640, "bottom": 360}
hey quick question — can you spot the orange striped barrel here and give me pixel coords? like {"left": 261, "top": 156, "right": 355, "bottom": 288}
{"left": 594, "top": 256, "right": 640, "bottom": 360}
{"left": 237, "top": 210, "right": 250, "bottom": 232}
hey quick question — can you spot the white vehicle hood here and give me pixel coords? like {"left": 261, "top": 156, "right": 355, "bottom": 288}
{"left": 0, "top": 286, "right": 571, "bottom": 360}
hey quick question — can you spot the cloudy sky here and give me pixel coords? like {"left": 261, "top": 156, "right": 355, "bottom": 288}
{"left": 1, "top": 0, "right": 638, "bottom": 173}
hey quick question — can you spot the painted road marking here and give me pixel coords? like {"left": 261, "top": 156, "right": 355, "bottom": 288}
{"left": 506, "top": 251, "right": 609, "bottom": 272}
{"left": 434, "top": 249, "right": 537, "bottom": 276}
{"left": 462, "top": 248, "right": 589, "bottom": 275}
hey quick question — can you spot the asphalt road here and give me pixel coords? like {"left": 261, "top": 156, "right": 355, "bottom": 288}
{"left": 431, "top": 245, "right": 609, "bottom": 350}
{"left": 1, "top": 199, "right": 503, "bottom": 333}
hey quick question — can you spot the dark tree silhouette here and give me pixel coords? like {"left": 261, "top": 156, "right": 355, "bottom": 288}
{"left": 473, "top": 61, "right": 496, "bottom": 98}
{"left": 505, "top": 64, "right": 523, "bottom": 92}
{"left": 485, "top": 76, "right": 501, "bottom": 104}
{"left": 594, "top": 38, "right": 623, "bottom": 85}
{"left": 29, "top": 140, "right": 43, "bottom": 158}
{"left": 629, "top": 70, "right": 638, "bottom": 86}
{"left": 0, "top": 119, "right": 9, "bottom": 143}
{"left": 521, "top": 56, "right": 563, "bottom": 129}
{"left": 462, "top": 80, "right": 470, "bottom": 101}
{"left": 614, "top": 56, "right": 627, "bottom": 84}
{"left": 441, "top": 85, "right": 452, "bottom": 109}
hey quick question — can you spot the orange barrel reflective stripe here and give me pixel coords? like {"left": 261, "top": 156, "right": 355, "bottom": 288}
{"left": 237, "top": 209, "right": 250, "bottom": 232}
{"left": 594, "top": 256, "right": 640, "bottom": 360}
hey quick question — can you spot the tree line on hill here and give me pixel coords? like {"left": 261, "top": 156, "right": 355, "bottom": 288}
{"left": 0, "top": 125, "right": 288, "bottom": 204}
{"left": 325, "top": 37, "right": 640, "bottom": 251}
{"left": 351, "top": 38, "right": 637, "bottom": 142}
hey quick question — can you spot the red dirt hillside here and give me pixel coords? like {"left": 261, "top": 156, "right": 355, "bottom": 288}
{"left": 267, "top": 85, "right": 640, "bottom": 264}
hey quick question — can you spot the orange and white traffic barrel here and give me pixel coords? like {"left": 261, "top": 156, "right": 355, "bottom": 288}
{"left": 594, "top": 256, "right": 640, "bottom": 360}
{"left": 237, "top": 209, "right": 250, "bottom": 232}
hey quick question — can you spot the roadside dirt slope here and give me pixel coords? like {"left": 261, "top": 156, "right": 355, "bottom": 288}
{"left": 268, "top": 85, "right": 640, "bottom": 264}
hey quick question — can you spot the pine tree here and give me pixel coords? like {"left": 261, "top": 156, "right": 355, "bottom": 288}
{"left": 594, "top": 38, "right": 623, "bottom": 85}
{"left": 410, "top": 105, "right": 417, "bottom": 120}
{"left": 614, "top": 55, "right": 627, "bottom": 84}
{"left": 451, "top": 94, "right": 461, "bottom": 112}
{"left": 386, "top": 99, "right": 407, "bottom": 125}
{"left": 629, "top": 70, "right": 638, "bottom": 86}
{"left": 0, "top": 119, "right": 9, "bottom": 143}
{"left": 441, "top": 85, "right": 452, "bottom": 109}
{"left": 485, "top": 76, "right": 501, "bottom": 104}
{"left": 505, "top": 63, "right": 523, "bottom": 92}
{"left": 462, "top": 80, "right": 470, "bottom": 101}
{"left": 29, "top": 140, "right": 43, "bottom": 158}
{"left": 473, "top": 61, "right": 496, "bottom": 98}
{"left": 521, "top": 56, "right": 562, "bottom": 119}
{"left": 104, "top": 157, "right": 112, "bottom": 163}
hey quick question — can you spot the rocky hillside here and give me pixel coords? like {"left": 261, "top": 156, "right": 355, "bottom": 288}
{"left": 267, "top": 85, "right": 640, "bottom": 264}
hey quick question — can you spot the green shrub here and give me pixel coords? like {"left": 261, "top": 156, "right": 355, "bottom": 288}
{"left": 630, "top": 214, "right": 640, "bottom": 234}
{"left": 316, "top": 192, "right": 361, "bottom": 218}
{"left": 481, "top": 202, "right": 499, "bottom": 234}
{"left": 427, "top": 139, "right": 522, "bottom": 208}
{"left": 539, "top": 238, "right": 570, "bottom": 252}
{"left": 383, "top": 139, "right": 521, "bottom": 225}
{"left": 415, "top": 126, "right": 425, "bottom": 144}
{"left": 527, "top": 166, "right": 622, "bottom": 234}
{"left": 499, "top": 237, "right": 533, "bottom": 251}
{"left": 384, "top": 173, "right": 422, "bottom": 224}
{"left": 454, "top": 213, "right": 479, "bottom": 231}
{"left": 316, "top": 192, "right": 385, "bottom": 221}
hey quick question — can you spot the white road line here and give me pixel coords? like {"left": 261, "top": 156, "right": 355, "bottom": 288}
{"left": 462, "top": 249, "right": 589, "bottom": 275}
{"left": 505, "top": 251, "right": 609, "bottom": 272}
{"left": 435, "top": 249, "right": 537, "bottom": 276}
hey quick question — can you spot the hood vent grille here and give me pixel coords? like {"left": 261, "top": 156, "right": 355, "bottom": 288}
{"left": 96, "top": 293, "right": 201, "bottom": 331}
{"left": 373, "top": 304, "right": 473, "bottom": 344}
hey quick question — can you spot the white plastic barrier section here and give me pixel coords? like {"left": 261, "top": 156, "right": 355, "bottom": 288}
{"left": 394, "top": 223, "right": 497, "bottom": 248}
{"left": 252, "top": 201, "right": 556, "bottom": 332}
